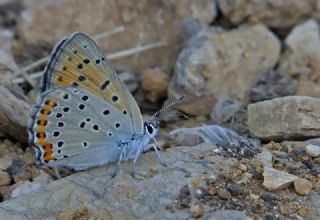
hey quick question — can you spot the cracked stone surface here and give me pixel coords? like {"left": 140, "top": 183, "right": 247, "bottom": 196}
{"left": 248, "top": 96, "right": 320, "bottom": 140}
{"left": 0, "top": 144, "right": 240, "bottom": 220}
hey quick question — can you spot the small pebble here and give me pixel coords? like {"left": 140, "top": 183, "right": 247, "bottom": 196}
{"left": 239, "top": 163, "right": 247, "bottom": 172}
{"left": 237, "top": 172, "right": 253, "bottom": 184}
{"left": 306, "top": 144, "right": 320, "bottom": 157}
{"left": 149, "top": 166, "right": 158, "bottom": 176}
{"left": 294, "top": 178, "right": 312, "bottom": 195}
{"left": 195, "top": 188, "right": 202, "bottom": 197}
{"left": 297, "top": 207, "right": 308, "bottom": 217}
{"left": 189, "top": 204, "right": 204, "bottom": 218}
{"left": 217, "top": 189, "right": 231, "bottom": 200}
{"left": 0, "top": 170, "right": 10, "bottom": 186}
{"left": 249, "top": 193, "right": 259, "bottom": 200}
{"left": 0, "top": 155, "right": 13, "bottom": 170}
{"left": 7, "top": 159, "right": 32, "bottom": 183}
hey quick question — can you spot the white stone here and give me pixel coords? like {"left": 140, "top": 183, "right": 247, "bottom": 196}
{"left": 306, "top": 144, "right": 320, "bottom": 157}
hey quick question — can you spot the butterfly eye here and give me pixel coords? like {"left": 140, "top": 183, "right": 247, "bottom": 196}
{"left": 147, "top": 125, "right": 154, "bottom": 134}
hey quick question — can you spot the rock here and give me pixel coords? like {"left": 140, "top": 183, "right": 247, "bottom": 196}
{"left": 176, "top": 184, "right": 191, "bottom": 209}
{"left": 207, "top": 210, "right": 252, "bottom": 220}
{"left": 0, "top": 155, "right": 13, "bottom": 170}
{"left": 237, "top": 172, "right": 253, "bottom": 185}
{"left": 254, "top": 149, "right": 273, "bottom": 168}
{"left": 0, "top": 144, "right": 237, "bottom": 219}
{"left": 11, "top": 171, "right": 52, "bottom": 198}
{"left": 20, "top": 0, "right": 217, "bottom": 73}
{"left": 278, "top": 20, "right": 320, "bottom": 97}
{"left": 0, "top": 86, "right": 31, "bottom": 144}
{"left": 7, "top": 159, "right": 32, "bottom": 183}
{"left": 226, "top": 183, "right": 244, "bottom": 196}
{"left": 0, "top": 185, "right": 10, "bottom": 201}
{"left": 294, "top": 178, "right": 312, "bottom": 195}
{"left": 56, "top": 207, "right": 98, "bottom": 220}
{"left": 189, "top": 204, "right": 204, "bottom": 218}
{"left": 262, "top": 167, "right": 298, "bottom": 191}
{"left": 169, "top": 24, "right": 280, "bottom": 116}
{"left": 306, "top": 144, "right": 320, "bottom": 157}
{"left": 141, "top": 68, "right": 169, "bottom": 103}
{"left": 238, "top": 163, "right": 247, "bottom": 172}
{"left": 217, "top": 0, "right": 313, "bottom": 28}
{"left": 21, "top": 147, "right": 36, "bottom": 165}
{"left": 308, "top": 192, "right": 320, "bottom": 219}
{"left": 217, "top": 189, "right": 231, "bottom": 200}
{"left": 247, "top": 70, "right": 296, "bottom": 102}
{"left": 248, "top": 96, "right": 320, "bottom": 140}
{"left": 0, "top": 171, "right": 10, "bottom": 186}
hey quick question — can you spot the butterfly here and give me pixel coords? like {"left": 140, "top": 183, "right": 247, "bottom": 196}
{"left": 27, "top": 32, "right": 176, "bottom": 177}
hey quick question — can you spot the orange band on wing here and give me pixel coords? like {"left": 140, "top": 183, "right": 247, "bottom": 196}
{"left": 33, "top": 98, "right": 58, "bottom": 162}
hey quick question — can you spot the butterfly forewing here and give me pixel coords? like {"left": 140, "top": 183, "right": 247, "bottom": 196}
{"left": 41, "top": 32, "right": 143, "bottom": 134}
{"left": 28, "top": 87, "right": 132, "bottom": 170}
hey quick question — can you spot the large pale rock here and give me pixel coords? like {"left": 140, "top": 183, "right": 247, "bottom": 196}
{"left": 278, "top": 20, "right": 320, "bottom": 97}
{"left": 20, "top": 0, "right": 217, "bottom": 73}
{"left": 0, "top": 144, "right": 237, "bottom": 219}
{"left": 248, "top": 96, "right": 320, "bottom": 140}
{"left": 169, "top": 24, "right": 280, "bottom": 116}
{"left": 217, "top": 0, "right": 313, "bottom": 28}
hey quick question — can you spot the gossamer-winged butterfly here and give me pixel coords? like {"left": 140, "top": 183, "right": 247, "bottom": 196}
{"left": 28, "top": 32, "right": 183, "bottom": 177}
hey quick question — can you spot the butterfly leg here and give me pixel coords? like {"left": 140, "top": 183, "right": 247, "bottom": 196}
{"left": 112, "top": 146, "right": 126, "bottom": 178}
{"left": 152, "top": 138, "right": 165, "bottom": 151}
{"left": 130, "top": 147, "right": 142, "bottom": 178}
{"left": 53, "top": 167, "right": 61, "bottom": 179}
{"left": 148, "top": 142, "right": 167, "bottom": 167}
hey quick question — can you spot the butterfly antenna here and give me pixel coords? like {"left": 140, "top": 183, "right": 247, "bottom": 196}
{"left": 156, "top": 111, "right": 189, "bottom": 121}
{"left": 152, "top": 95, "right": 185, "bottom": 118}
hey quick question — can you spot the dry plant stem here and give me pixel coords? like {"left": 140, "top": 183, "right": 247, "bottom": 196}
{"left": 0, "top": 26, "right": 126, "bottom": 85}
{"left": 92, "top": 26, "right": 125, "bottom": 41}
{"left": 0, "top": 86, "right": 31, "bottom": 143}
{"left": 12, "top": 41, "right": 167, "bottom": 83}
{"left": 12, "top": 71, "right": 42, "bottom": 84}
{"left": 107, "top": 41, "right": 167, "bottom": 60}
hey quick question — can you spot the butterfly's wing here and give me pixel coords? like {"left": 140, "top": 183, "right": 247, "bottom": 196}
{"left": 41, "top": 32, "right": 143, "bottom": 134}
{"left": 28, "top": 87, "right": 133, "bottom": 170}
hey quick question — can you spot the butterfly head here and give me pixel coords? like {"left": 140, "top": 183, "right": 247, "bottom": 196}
{"left": 143, "top": 95, "right": 186, "bottom": 139}
{"left": 144, "top": 120, "right": 159, "bottom": 138}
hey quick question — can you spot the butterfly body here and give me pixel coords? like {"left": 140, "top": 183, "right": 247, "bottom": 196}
{"left": 28, "top": 32, "right": 160, "bottom": 172}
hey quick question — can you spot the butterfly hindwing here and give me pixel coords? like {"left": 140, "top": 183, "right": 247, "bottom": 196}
{"left": 41, "top": 32, "right": 143, "bottom": 134}
{"left": 28, "top": 87, "right": 132, "bottom": 170}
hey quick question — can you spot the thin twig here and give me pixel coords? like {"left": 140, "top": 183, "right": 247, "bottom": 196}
{"left": 0, "top": 26, "right": 125, "bottom": 85}
{"left": 107, "top": 42, "right": 167, "bottom": 60}
{"left": 92, "top": 26, "right": 125, "bottom": 41}
{"left": 12, "top": 71, "right": 42, "bottom": 84}
{"left": 11, "top": 41, "right": 167, "bottom": 84}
